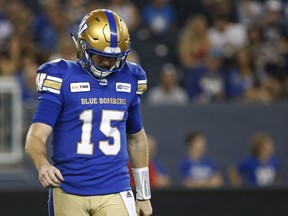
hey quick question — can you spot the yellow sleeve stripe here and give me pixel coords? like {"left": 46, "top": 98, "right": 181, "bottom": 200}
{"left": 137, "top": 83, "right": 147, "bottom": 95}
{"left": 47, "top": 75, "right": 62, "bottom": 83}
{"left": 43, "top": 80, "right": 62, "bottom": 90}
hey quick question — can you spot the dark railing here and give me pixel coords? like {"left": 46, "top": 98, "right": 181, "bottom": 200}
{"left": 1, "top": 188, "right": 288, "bottom": 216}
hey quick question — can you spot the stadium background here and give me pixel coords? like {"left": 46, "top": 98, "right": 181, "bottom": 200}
{"left": 1, "top": 0, "right": 288, "bottom": 215}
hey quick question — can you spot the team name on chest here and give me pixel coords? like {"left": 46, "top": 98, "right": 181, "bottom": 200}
{"left": 81, "top": 97, "right": 126, "bottom": 105}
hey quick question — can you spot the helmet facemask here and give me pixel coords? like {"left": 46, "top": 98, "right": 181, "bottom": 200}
{"left": 80, "top": 40, "right": 130, "bottom": 78}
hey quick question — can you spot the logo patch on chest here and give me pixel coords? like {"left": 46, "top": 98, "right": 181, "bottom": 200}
{"left": 70, "top": 82, "right": 90, "bottom": 92}
{"left": 116, "top": 82, "right": 131, "bottom": 93}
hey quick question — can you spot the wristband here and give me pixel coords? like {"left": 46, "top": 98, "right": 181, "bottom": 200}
{"left": 132, "top": 167, "right": 151, "bottom": 200}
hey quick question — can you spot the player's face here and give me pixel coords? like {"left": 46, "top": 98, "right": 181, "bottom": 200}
{"left": 91, "top": 54, "right": 117, "bottom": 70}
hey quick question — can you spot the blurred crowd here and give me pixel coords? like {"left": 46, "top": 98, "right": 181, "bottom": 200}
{"left": 141, "top": 131, "right": 281, "bottom": 189}
{"left": 0, "top": 0, "right": 288, "bottom": 105}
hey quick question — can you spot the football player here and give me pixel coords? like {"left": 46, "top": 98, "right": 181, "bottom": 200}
{"left": 25, "top": 9, "right": 152, "bottom": 216}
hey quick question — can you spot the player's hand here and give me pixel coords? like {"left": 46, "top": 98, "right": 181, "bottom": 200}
{"left": 38, "top": 163, "right": 64, "bottom": 188}
{"left": 136, "top": 200, "right": 152, "bottom": 216}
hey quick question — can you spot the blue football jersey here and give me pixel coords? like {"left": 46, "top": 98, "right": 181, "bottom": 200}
{"left": 180, "top": 157, "right": 218, "bottom": 180}
{"left": 237, "top": 156, "right": 280, "bottom": 186}
{"left": 34, "top": 59, "right": 147, "bottom": 196}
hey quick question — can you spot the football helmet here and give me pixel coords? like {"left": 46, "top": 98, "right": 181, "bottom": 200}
{"left": 72, "top": 9, "right": 131, "bottom": 78}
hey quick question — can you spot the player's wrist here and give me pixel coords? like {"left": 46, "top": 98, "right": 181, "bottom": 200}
{"left": 136, "top": 198, "right": 151, "bottom": 201}
{"left": 132, "top": 167, "right": 151, "bottom": 200}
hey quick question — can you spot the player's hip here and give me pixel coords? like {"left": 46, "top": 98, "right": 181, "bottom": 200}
{"left": 49, "top": 187, "right": 137, "bottom": 216}
{"left": 58, "top": 172, "right": 131, "bottom": 196}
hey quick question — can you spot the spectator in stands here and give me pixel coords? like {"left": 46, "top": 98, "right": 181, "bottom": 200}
{"left": 0, "top": 36, "right": 22, "bottom": 76}
{"left": 208, "top": 14, "right": 247, "bottom": 58}
{"left": 49, "top": 36, "right": 77, "bottom": 61}
{"left": 185, "top": 49, "right": 225, "bottom": 103}
{"left": 236, "top": 0, "right": 263, "bottom": 27}
{"left": 0, "top": 1, "right": 36, "bottom": 77}
{"left": 200, "top": 0, "right": 238, "bottom": 24}
{"left": 246, "top": 26, "right": 265, "bottom": 68}
{"left": 180, "top": 131, "right": 223, "bottom": 188}
{"left": 245, "top": 26, "right": 282, "bottom": 100}
{"left": 16, "top": 52, "right": 39, "bottom": 102}
{"left": 107, "top": 0, "right": 141, "bottom": 33}
{"left": 0, "top": 1, "right": 13, "bottom": 45}
{"left": 260, "top": 0, "right": 287, "bottom": 43}
{"left": 228, "top": 132, "right": 281, "bottom": 187}
{"left": 177, "top": 15, "right": 212, "bottom": 69}
{"left": 30, "top": 0, "right": 68, "bottom": 62}
{"left": 63, "top": 0, "right": 87, "bottom": 35}
{"left": 255, "top": 1, "right": 288, "bottom": 83}
{"left": 142, "top": 0, "right": 177, "bottom": 36}
{"left": 224, "top": 48, "right": 273, "bottom": 102}
{"left": 129, "top": 135, "right": 171, "bottom": 188}
{"left": 5, "top": 0, "right": 32, "bottom": 37}
{"left": 146, "top": 63, "right": 189, "bottom": 105}
{"left": 147, "top": 135, "right": 171, "bottom": 188}
{"left": 16, "top": 51, "right": 40, "bottom": 137}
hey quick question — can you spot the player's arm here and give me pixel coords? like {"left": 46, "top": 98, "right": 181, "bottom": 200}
{"left": 128, "top": 129, "right": 152, "bottom": 216}
{"left": 26, "top": 61, "right": 65, "bottom": 188}
{"left": 128, "top": 67, "right": 151, "bottom": 215}
{"left": 227, "top": 166, "right": 242, "bottom": 187}
{"left": 128, "top": 128, "right": 149, "bottom": 168}
{"left": 126, "top": 99, "right": 152, "bottom": 215}
{"left": 25, "top": 123, "right": 64, "bottom": 188}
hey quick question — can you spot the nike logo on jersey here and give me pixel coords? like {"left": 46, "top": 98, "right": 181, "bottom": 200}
{"left": 116, "top": 82, "right": 131, "bottom": 93}
{"left": 70, "top": 82, "right": 91, "bottom": 92}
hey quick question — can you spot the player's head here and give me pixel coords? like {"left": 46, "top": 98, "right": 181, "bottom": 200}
{"left": 73, "top": 9, "right": 130, "bottom": 78}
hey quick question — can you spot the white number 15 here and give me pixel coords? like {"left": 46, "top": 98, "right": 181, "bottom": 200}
{"left": 77, "top": 110, "right": 125, "bottom": 155}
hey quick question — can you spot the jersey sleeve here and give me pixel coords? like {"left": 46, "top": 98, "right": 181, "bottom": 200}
{"left": 126, "top": 102, "right": 143, "bottom": 134}
{"left": 33, "top": 59, "right": 68, "bottom": 126}
{"left": 32, "top": 99, "right": 62, "bottom": 127}
{"left": 35, "top": 59, "right": 68, "bottom": 105}
{"left": 125, "top": 63, "right": 147, "bottom": 133}
{"left": 126, "top": 62, "right": 148, "bottom": 98}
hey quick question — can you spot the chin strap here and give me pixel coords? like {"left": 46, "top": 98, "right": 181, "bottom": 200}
{"left": 71, "top": 33, "right": 83, "bottom": 59}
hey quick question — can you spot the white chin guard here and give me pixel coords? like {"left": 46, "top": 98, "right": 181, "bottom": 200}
{"left": 90, "top": 65, "right": 111, "bottom": 78}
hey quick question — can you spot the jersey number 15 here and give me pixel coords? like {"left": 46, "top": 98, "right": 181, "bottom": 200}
{"left": 77, "top": 110, "right": 124, "bottom": 156}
